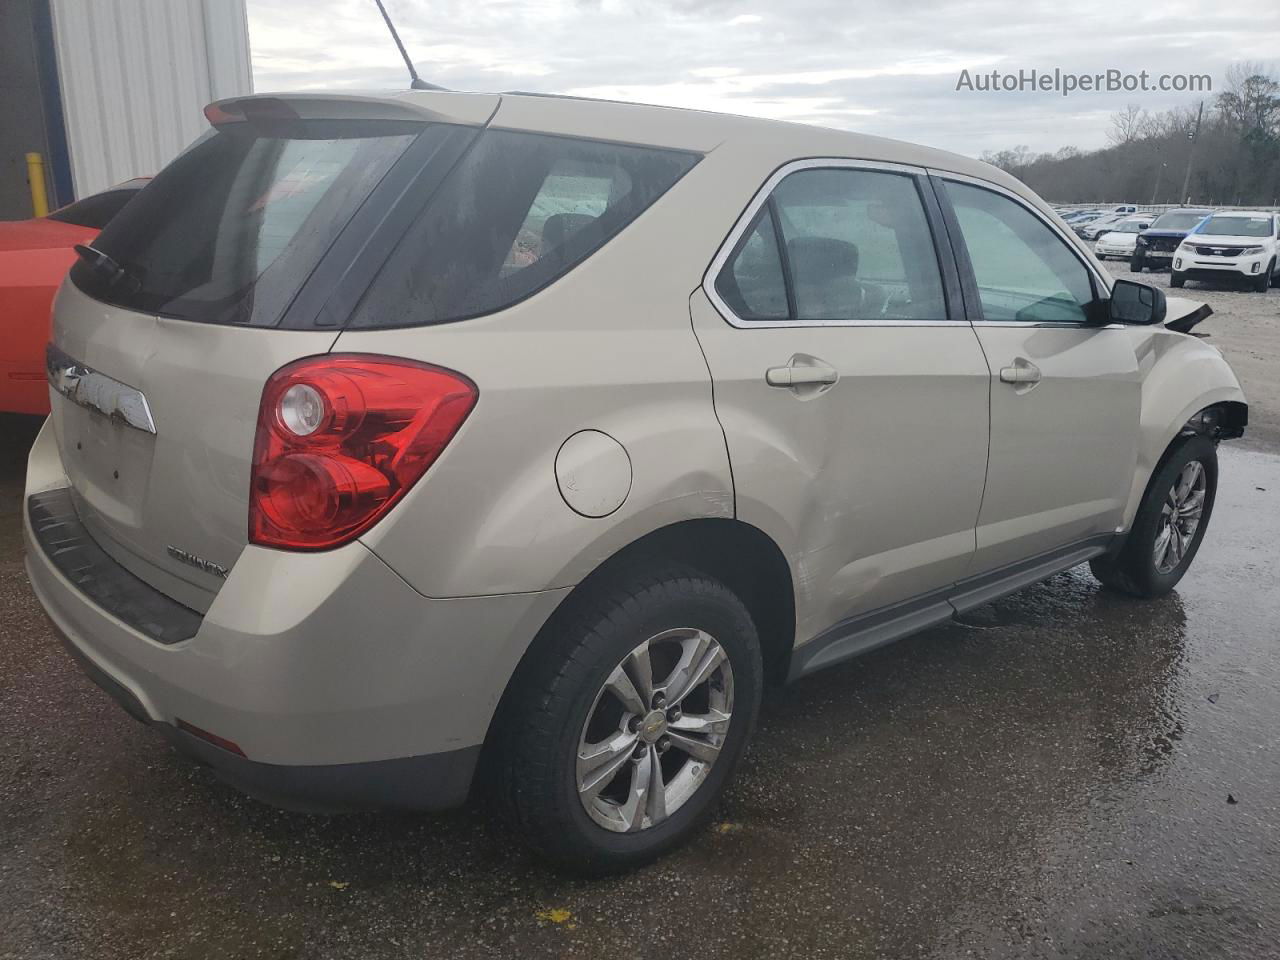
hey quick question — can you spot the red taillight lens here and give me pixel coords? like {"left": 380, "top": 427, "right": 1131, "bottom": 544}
{"left": 249, "top": 355, "right": 477, "bottom": 550}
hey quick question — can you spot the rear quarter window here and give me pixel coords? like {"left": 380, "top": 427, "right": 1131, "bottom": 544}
{"left": 347, "top": 130, "right": 699, "bottom": 328}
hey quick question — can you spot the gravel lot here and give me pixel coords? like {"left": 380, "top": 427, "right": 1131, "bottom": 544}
{"left": 2, "top": 272, "right": 1278, "bottom": 959}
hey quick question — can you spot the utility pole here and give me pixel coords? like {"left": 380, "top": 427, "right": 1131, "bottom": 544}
{"left": 1180, "top": 101, "right": 1204, "bottom": 203}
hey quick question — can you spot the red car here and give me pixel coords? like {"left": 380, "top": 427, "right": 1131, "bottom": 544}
{"left": 0, "top": 180, "right": 147, "bottom": 415}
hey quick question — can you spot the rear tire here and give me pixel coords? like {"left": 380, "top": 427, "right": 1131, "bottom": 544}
{"left": 1090, "top": 434, "right": 1217, "bottom": 598}
{"left": 1170, "top": 270, "right": 1186, "bottom": 288}
{"left": 498, "top": 567, "right": 763, "bottom": 874}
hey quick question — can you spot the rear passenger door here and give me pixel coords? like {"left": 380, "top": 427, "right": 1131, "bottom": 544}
{"left": 691, "top": 161, "right": 992, "bottom": 645}
{"left": 934, "top": 175, "right": 1142, "bottom": 574}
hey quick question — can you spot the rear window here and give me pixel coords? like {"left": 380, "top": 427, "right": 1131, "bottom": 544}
{"left": 346, "top": 130, "right": 699, "bottom": 328}
{"left": 70, "top": 119, "right": 425, "bottom": 325}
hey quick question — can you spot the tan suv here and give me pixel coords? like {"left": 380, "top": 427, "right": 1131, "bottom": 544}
{"left": 25, "top": 90, "right": 1246, "bottom": 872}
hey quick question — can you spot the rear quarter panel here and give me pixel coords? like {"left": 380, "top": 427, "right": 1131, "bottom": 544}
{"left": 336, "top": 145, "right": 786, "bottom": 598}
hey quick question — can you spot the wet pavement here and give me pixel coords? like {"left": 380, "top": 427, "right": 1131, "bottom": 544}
{"left": 2, "top": 413, "right": 1278, "bottom": 959}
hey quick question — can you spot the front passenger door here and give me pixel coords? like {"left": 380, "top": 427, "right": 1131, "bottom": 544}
{"left": 937, "top": 177, "right": 1142, "bottom": 574}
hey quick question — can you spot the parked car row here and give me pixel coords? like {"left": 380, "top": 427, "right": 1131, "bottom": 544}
{"left": 1052, "top": 203, "right": 1280, "bottom": 292}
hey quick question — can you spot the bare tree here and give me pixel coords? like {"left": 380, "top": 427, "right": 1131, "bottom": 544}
{"left": 1107, "top": 103, "right": 1147, "bottom": 145}
{"left": 979, "top": 64, "right": 1280, "bottom": 204}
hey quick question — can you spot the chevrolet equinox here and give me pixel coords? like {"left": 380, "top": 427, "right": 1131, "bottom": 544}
{"left": 25, "top": 90, "right": 1247, "bottom": 872}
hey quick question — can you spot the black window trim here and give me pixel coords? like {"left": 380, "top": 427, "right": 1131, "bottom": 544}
{"left": 929, "top": 170, "right": 1116, "bottom": 328}
{"left": 703, "top": 157, "right": 966, "bottom": 328}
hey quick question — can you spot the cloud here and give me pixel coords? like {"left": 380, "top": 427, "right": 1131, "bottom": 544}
{"left": 246, "top": 0, "right": 1279, "bottom": 156}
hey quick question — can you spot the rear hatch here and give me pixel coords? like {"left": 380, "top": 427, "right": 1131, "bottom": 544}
{"left": 48, "top": 93, "right": 495, "bottom": 611}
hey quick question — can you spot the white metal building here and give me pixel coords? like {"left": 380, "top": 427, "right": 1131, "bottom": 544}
{"left": 1, "top": 0, "right": 253, "bottom": 219}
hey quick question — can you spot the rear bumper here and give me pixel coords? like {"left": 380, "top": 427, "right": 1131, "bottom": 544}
{"left": 23, "top": 419, "right": 570, "bottom": 810}
{"left": 49, "top": 615, "right": 480, "bottom": 811}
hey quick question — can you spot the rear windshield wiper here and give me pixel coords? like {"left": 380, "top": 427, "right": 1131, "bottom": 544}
{"left": 73, "top": 244, "right": 138, "bottom": 292}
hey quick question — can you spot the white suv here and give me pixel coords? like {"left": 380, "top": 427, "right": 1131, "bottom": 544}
{"left": 1173, "top": 211, "right": 1280, "bottom": 291}
{"left": 25, "top": 90, "right": 1247, "bottom": 872}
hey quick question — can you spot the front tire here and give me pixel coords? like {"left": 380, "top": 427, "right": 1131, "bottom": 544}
{"left": 499, "top": 567, "right": 763, "bottom": 873}
{"left": 1254, "top": 259, "right": 1275, "bottom": 292}
{"left": 1170, "top": 269, "right": 1186, "bottom": 288}
{"left": 1130, "top": 253, "right": 1145, "bottom": 272}
{"left": 1091, "top": 434, "right": 1217, "bottom": 597}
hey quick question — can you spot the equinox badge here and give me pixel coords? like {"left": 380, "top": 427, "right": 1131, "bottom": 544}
{"left": 167, "top": 546, "right": 229, "bottom": 579}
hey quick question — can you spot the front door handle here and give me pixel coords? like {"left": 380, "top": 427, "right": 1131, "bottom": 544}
{"left": 766, "top": 357, "right": 839, "bottom": 388}
{"left": 999, "top": 359, "right": 1042, "bottom": 385}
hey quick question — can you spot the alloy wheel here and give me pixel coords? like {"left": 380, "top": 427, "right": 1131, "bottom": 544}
{"left": 1153, "top": 459, "right": 1207, "bottom": 574}
{"left": 576, "top": 628, "right": 734, "bottom": 833}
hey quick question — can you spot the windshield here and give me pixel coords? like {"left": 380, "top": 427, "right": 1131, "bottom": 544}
{"left": 1150, "top": 211, "right": 1209, "bottom": 231}
{"left": 70, "top": 119, "right": 425, "bottom": 325}
{"left": 1197, "top": 215, "right": 1274, "bottom": 238}
{"left": 1114, "top": 220, "right": 1145, "bottom": 233}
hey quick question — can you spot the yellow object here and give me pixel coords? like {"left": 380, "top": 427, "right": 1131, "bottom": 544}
{"left": 535, "top": 908, "right": 573, "bottom": 924}
{"left": 26, "top": 152, "right": 49, "bottom": 218}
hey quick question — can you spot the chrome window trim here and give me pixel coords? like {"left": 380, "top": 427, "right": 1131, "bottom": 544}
{"left": 927, "top": 168, "right": 1113, "bottom": 328}
{"left": 701, "top": 157, "right": 961, "bottom": 329}
{"left": 46, "top": 345, "right": 156, "bottom": 435}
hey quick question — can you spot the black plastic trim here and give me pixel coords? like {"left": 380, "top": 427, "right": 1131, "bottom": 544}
{"left": 279, "top": 123, "right": 482, "bottom": 330}
{"left": 788, "top": 534, "right": 1116, "bottom": 681}
{"left": 165, "top": 728, "right": 481, "bottom": 813}
{"left": 28, "top": 488, "right": 203, "bottom": 645}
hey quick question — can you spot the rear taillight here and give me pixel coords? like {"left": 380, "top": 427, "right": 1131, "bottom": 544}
{"left": 249, "top": 355, "right": 477, "bottom": 550}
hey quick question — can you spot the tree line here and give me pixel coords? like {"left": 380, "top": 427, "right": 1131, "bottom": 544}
{"left": 980, "top": 64, "right": 1280, "bottom": 206}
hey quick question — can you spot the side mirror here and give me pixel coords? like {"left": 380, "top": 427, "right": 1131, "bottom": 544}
{"left": 1108, "top": 278, "right": 1166, "bottom": 325}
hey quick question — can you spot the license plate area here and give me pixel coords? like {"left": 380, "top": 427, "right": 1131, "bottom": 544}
{"left": 54, "top": 397, "right": 157, "bottom": 529}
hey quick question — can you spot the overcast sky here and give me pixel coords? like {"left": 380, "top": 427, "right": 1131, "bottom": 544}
{"left": 246, "top": 0, "right": 1278, "bottom": 158}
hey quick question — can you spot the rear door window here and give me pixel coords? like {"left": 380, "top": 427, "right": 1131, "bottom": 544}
{"left": 714, "top": 167, "right": 948, "bottom": 323}
{"left": 71, "top": 119, "right": 427, "bottom": 326}
{"left": 347, "top": 130, "right": 699, "bottom": 328}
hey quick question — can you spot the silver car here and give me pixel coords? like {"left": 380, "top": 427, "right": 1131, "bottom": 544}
{"left": 25, "top": 90, "right": 1247, "bottom": 872}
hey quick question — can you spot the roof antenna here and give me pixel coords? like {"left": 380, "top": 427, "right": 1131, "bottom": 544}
{"left": 372, "top": 0, "right": 444, "bottom": 91}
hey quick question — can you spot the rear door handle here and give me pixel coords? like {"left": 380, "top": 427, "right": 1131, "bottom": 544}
{"left": 766, "top": 359, "right": 839, "bottom": 387}
{"left": 999, "top": 359, "right": 1042, "bottom": 384}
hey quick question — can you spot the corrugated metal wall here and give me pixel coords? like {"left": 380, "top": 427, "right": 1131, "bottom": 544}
{"left": 49, "top": 0, "right": 252, "bottom": 198}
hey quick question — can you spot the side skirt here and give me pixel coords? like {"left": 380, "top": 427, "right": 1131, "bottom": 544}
{"left": 786, "top": 534, "right": 1116, "bottom": 682}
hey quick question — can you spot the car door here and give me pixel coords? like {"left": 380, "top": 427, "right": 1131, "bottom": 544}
{"left": 691, "top": 160, "right": 991, "bottom": 646}
{"left": 934, "top": 174, "right": 1142, "bottom": 574}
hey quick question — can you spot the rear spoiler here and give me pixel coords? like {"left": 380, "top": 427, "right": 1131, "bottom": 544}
{"left": 205, "top": 91, "right": 500, "bottom": 128}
